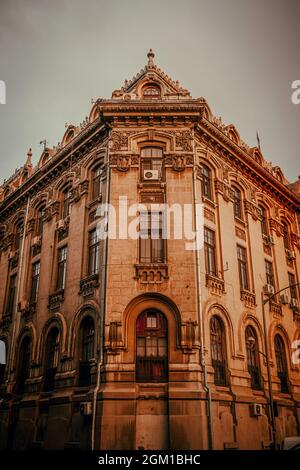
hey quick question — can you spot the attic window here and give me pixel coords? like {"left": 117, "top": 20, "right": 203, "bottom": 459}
{"left": 142, "top": 84, "right": 161, "bottom": 99}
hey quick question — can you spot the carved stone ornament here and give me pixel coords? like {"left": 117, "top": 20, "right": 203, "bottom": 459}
{"left": 244, "top": 200, "right": 261, "bottom": 221}
{"left": 164, "top": 154, "right": 193, "bottom": 172}
{"left": 110, "top": 154, "right": 139, "bottom": 172}
{"left": 106, "top": 321, "right": 123, "bottom": 354}
{"left": 110, "top": 131, "right": 136, "bottom": 151}
{"left": 181, "top": 320, "right": 197, "bottom": 353}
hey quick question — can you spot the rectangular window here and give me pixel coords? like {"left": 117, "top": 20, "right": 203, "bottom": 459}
{"left": 56, "top": 246, "right": 67, "bottom": 290}
{"left": 288, "top": 272, "right": 297, "bottom": 300}
{"left": 88, "top": 228, "right": 100, "bottom": 275}
{"left": 5, "top": 275, "right": 17, "bottom": 316}
{"left": 141, "top": 148, "right": 163, "bottom": 181}
{"left": 140, "top": 212, "right": 165, "bottom": 263}
{"left": 237, "top": 245, "right": 249, "bottom": 290}
{"left": 30, "top": 261, "right": 40, "bottom": 304}
{"left": 204, "top": 227, "right": 217, "bottom": 276}
{"left": 265, "top": 260, "right": 275, "bottom": 287}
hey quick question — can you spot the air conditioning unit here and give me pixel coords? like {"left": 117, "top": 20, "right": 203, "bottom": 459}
{"left": 80, "top": 401, "right": 93, "bottom": 416}
{"left": 18, "top": 300, "right": 29, "bottom": 311}
{"left": 263, "top": 284, "right": 275, "bottom": 295}
{"left": 31, "top": 236, "right": 41, "bottom": 247}
{"left": 265, "top": 235, "right": 275, "bottom": 246}
{"left": 280, "top": 294, "right": 289, "bottom": 305}
{"left": 143, "top": 169, "right": 159, "bottom": 181}
{"left": 290, "top": 298, "right": 298, "bottom": 309}
{"left": 56, "top": 219, "right": 66, "bottom": 231}
{"left": 286, "top": 250, "right": 296, "bottom": 261}
{"left": 250, "top": 403, "right": 263, "bottom": 417}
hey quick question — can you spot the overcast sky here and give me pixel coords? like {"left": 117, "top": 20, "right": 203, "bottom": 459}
{"left": 0, "top": 0, "right": 299, "bottom": 184}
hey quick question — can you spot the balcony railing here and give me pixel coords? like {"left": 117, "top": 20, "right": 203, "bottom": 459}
{"left": 136, "top": 357, "right": 168, "bottom": 382}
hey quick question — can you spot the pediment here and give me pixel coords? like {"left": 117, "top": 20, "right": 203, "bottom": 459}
{"left": 111, "top": 49, "right": 191, "bottom": 101}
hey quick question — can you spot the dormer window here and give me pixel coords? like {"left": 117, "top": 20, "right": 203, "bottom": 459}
{"left": 142, "top": 84, "right": 161, "bottom": 99}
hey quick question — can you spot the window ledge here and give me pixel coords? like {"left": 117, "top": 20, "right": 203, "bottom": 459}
{"left": 201, "top": 196, "right": 216, "bottom": 208}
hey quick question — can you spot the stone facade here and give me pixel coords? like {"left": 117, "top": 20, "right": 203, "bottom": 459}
{"left": 0, "top": 51, "right": 299, "bottom": 450}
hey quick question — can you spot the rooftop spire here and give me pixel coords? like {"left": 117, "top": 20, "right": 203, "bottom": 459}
{"left": 26, "top": 148, "right": 32, "bottom": 166}
{"left": 147, "top": 49, "right": 155, "bottom": 66}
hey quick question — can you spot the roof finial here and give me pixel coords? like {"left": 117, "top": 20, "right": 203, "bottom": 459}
{"left": 147, "top": 49, "right": 155, "bottom": 66}
{"left": 26, "top": 148, "right": 32, "bottom": 166}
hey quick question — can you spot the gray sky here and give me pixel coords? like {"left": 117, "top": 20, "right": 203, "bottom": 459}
{"left": 0, "top": 0, "right": 299, "bottom": 184}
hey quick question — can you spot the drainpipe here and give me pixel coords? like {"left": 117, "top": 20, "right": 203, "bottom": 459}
{"left": 192, "top": 127, "right": 213, "bottom": 450}
{"left": 91, "top": 125, "right": 111, "bottom": 450}
{"left": 7, "top": 195, "right": 31, "bottom": 385}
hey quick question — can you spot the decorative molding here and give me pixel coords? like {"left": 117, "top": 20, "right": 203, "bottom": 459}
{"left": 110, "top": 154, "right": 139, "bottom": 172}
{"left": 79, "top": 273, "right": 99, "bottom": 297}
{"left": 235, "top": 227, "right": 246, "bottom": 241}
{"left": 48, "top": 289, "right": 64, "bottom": 311}
{"left": 164, "top": 154, "right": 193, "bottom": 172}
{"left": 110, "top": 131, "right": 136, "bottom": 151}
{"left": 240, "top": 289, "right": 256, "bottom": 308}
{"left": 204, "top": 207, "right": 215, "bottom": 223}
{"left": 205, "top": 274, "right": 225, "bottom": 296}
{"left": 243, "top": 200, "right": 261, "bottom": 221}
{"left": 105, "top": 321, "right": 124, "bottom": 354}
{"left": 134, "top": 263, "right": 169, "bottom": 284}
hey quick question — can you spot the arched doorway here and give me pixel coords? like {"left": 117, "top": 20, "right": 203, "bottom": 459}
{"left": 135, "top": 309, "right": 169, "bottom": 450}
{"left": 136, "top": 309, "right": 168, "bottom": 383}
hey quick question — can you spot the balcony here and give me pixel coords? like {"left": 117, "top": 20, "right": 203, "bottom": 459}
{"left": 205, "top": 274, "right": 225, "bottom": 296}
{"left": 79, "top": 273, "right": 99, "bottom": 297}
{"left": 48, "top": 289, "right": 64, "bottom": 311}
{"left": 134, "top": 263, "right": 169, "bottom": 284}
{"left": 240, "top": 289, "right": 256, "bottom": 308}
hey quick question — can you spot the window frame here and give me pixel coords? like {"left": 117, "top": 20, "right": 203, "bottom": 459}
{"left": 201, "top": 165, "right": 213, "bottom": 201}
{"left": 204, "top": 227, "right": 217, "bottom": 277}
{"left": 233, "top": 186, "right": 243, "bottom": 220}
{"left": 237, "top": 244, "right": 249, "bottom": 291}
{"left": 139, "top": 211, "right": 165, "bottom": 264}
{"left": 56, "top": 246, "right": 68, "bottom": 291}
{"left": 210, "top": 315, "right": 228, "bottom": 386}
{"left": 30, "top": 261, "right": 40, "bottom": 305}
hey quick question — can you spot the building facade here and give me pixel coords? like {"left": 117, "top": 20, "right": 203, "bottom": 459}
{"left": 0, "top": 50, "right": 300, "bottom": 450}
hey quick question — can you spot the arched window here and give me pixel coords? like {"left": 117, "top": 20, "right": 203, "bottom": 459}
{"left": 0, "top": 340, "right": 6, "bottom": 386}
{"left": 210, "top": 315, "right": 227, "bottom": 386}
{"left": 16, "top": 336, "right": 31, "bottom": 394}
{"left": 136, "top": 310, "right": 168, "bottom": 382}
{"left": 282, "top": 222, "right": 290, "bottom": 250}
{"left": 142, "top": 84, "right": 161, "bottom": 99}
{"left": 202, "top": 165, "right": 213, "bottom": 200}
{"left": 259, "top": 205, "right": 268, "bottom": 236}
{"left": 44, "top": 328, "right": 60, "bottom": 392}
{"left": 78, "top": 316, "right": 95, "bottom": 387}
{"left": 61, "top": 185, "right": 72, "bottom": 219}
{"left": 274, "top": 335, "right": 289, "bottom": 393}
{"left": 92, "top": 165, "right": 102, "bottom": 200}
{"left": 14, "top": 219, "right": 24, "bottom": 251}
{"left": 245, "top": 326, "right": 261, "bottom": 390}
{"left": 233, "top": 187, "right": 243, "bottom": 220}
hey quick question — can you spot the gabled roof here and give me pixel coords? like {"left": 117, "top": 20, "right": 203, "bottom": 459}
{"left": 111, "top": 49, "right": 191, "bottom": 100}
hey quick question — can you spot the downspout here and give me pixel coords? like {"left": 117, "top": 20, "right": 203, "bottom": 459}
{"left": 91, "top": 125, "right": 111, "bottom": 450}
{"left": 7, "top": 195, "right": 31, "bottom": 385}
{"left": 192, "top": 127, "right": 213, "bottom": 450}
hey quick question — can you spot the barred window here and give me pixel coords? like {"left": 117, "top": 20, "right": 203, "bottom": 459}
{"left": 16, "top": 336, "right": 31, "bottom": 394}
{"left": 233, "top": 187, "right": 243, "bottom": 220}
{"left": 140, "top": 211, "right": 165, "bottom": 263}
{"left": 136, "top": 310, "right": 167, "bottom": 382}
{"left": 288, "top": 272, "right": 297, "bottom": 300}
{"left": 204, "top": 227, "right": 217, "bottom": 276}
{"left": 62, "top": 185, "right": 72, "bottom": 219}
{"left": 56, "top": 246, "right": 67, "bottom": 290}
{"left": 78, "top": 316, "right": 95, "bottom": 387}
{"left": 274, "top": 335, "right": 289, "bottom": 393}
{"left": 92, "top": 166, "right": 102, "bottom": 200}
{"left": 88, "top": 228, "right": 100, "bottom": 275}
{"left": 5, "top": 274, "right": 17, "bottom": 316}
{"left": 265, "top": 260, "right": 275, "bottom": 287}
{"left": 259, "top": 205, "right": 268, "bottom": 236}
{"left": 202, "top": 165, "right": 213, "bottom": 200}
{"left": 44, "top": 328, "right": 60, "bottom": 392}
{"left": 210, "top": 316, "right": 227, "bottom": 386}
{"left": 245, "top": 326, "right": 261, "bottom": 390}
{"left": 237, "top": 245, "right": 249, "bottom": 290}
{"left": 30, "top": 261, "right": 40, "bottom": 304}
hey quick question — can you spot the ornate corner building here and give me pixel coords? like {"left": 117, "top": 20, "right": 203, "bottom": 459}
{"left": 0, "top": 50, "right": 300, "bottom": 450}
